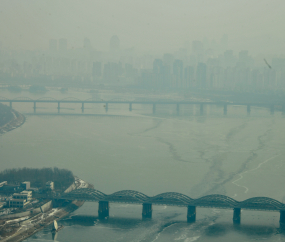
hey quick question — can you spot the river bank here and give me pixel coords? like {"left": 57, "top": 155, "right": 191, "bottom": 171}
{"left": 0, "top": 178, "right": 92, "bottom": 242}
{"left": 4, "top": 200, "right": 85, "bottom": 242}
{"left": 0, "top": 104, "right": 25, "bottom": 135}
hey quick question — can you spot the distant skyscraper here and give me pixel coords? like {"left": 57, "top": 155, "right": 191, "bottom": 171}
{"left": 224, "top": 50, "right": 235, "bottom": 67}
{"left": 153, "top": 59, "right": 163, "bottom": 74}
{"left": 58, "top": 38, "right": 67, "bottom": 51}
{"left": 173, "top": 60, "right": 183, "bottom": 87}
{"left": 93, "top": 62, "right": 102, "bottom": 77}
{"left": 184, "top": 66, "right": 195, "bottom": 88}
{"left": 110, "top": 35, "right": 120, "bottom": 52}
{"left": 196, "top": 63, "right": 207, "bottom": 88}
{"left": 49, "top": 39, "right": 57, "bottom": 52}
{"left": 173, "top": 60, "right": 183, "bottom": 77}
{"left": 103, "top": 62, "right": 123, "bottom": 82}
{"left": 239, "top": 50, "right": 249, "bottom": 62}
{"left": 238, "top": 50, "right": 253, "bottom": 67}
{"left": 84, "top": 38, "right": 92, "bottom": 50}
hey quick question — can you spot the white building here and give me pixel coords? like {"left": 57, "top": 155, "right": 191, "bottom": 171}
{"left": 46, "top": 181, "right": 54, "bottom": 190}
{"left": 21, "top": 181, "right": 30, "bottom": 190}
{"left": 12, "top": 191, "right": 32, "bottom": 201}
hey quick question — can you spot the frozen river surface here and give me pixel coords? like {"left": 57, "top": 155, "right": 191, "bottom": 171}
{"left": 1, "top": 90, "right": 285, "bottom": 241}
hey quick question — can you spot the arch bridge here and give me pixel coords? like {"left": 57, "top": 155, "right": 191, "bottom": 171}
{"left": 60, "top": 188, "right": 285, "bottom": 224}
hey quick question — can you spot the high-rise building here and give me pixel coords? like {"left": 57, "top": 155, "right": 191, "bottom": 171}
{"left": 110, "top": 35, "right": 120, "bottom": 52}
{"left": 238, "top": 50, "right": 253, "bottom": 67}
{"left": 103, "top": 62, "right": 123, "bottom": 82}
{"left": 173, "top": 60, "right": 183, "bottom": 87}
{"left": 184, "top": 66, "right": 195, "bottom": 88}
{"left": 58, "top": 38, "right": 67, "bottom": 51}
{"left": 224, "top": 50, "right": 235, "bottom": 67}
{"left": 153, "top": 59, "right": 163, "bottom": 74}
{"left": 196, "top": 63, "right": 207, "bottom": 88}
{"left": 49, "top": 39, "right": 57, "bottom": 52}
{"left": 92, "top": 62, "right": 102, "bottom": 77}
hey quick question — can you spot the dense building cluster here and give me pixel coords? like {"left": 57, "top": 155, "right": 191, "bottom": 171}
{"left": 0, "top": 36, "right": 284, "bottom": 91}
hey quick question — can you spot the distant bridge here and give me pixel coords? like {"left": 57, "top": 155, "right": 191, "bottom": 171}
{"left": 0, "top": 97, "right": 284, "bottom": 115}
{"left": 60, "top": 188, "right": 285, "bottom": 224}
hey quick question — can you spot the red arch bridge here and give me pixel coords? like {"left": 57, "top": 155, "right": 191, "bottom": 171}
{"left": 59, "top": 188, "right": 285, "bottom": 224}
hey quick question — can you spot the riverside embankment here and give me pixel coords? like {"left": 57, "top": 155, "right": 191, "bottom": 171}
{"left": 0, "top": 103, "right": 25, "bottom": 135}
{"left": 1, "top": 178, "right": 92, "bottom": 242}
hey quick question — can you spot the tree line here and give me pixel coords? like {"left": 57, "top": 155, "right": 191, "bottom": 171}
{"left": 0, "top": 167, "right": 75, "bottom": 191}
{"left": 0, "top": 103, "right": 14, "bottom": 127}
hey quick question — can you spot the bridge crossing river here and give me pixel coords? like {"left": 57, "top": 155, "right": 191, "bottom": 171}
{"left": 60, "top": 188, "right": 285, "bottom": 224}
{"left": 0, "top": 96, "right": 284, "bottom": 115}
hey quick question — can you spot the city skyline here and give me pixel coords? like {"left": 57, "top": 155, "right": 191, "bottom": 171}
{"left": 0, "top": 0, "right": 285, "bottom": 55}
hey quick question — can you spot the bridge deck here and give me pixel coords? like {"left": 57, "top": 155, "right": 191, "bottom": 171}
{"left": 0, "top": 98, "right": 283, "bottom": 106}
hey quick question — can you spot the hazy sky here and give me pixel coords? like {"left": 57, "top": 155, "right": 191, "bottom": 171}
{"left": 0, "top": 0, "right": 284, "bottom": 55}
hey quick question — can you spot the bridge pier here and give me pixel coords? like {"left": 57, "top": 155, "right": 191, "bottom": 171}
{"left": 57, "top": 102, "right": 60, "bottom": 113}
{"left": 270, "top": 104, "right": 274, "bottom": 115}
{"left": 187, "top": 205, "right": 196, "bottom": 223}
{"left": 129, "top": 103, "right": 132, "bottom": 112}
{"left": 176, "top": 104, "right": 180, "bottom": 115}
{"left": 153, "top": 104, "right": 156, "bottom": 114}
{"left": 9, "top": 101, "right": 12, "bottom": 109}
{"left": 280, "top": 211, "right": 285, "bottom": 225}
{"left": 105, "top": 103, "right": 108, "bottom": 112}
{"left": 233, "top": 208, "right": 241, "bottom": 224}
{"left": 142, "top": 203, "right": 152, "bottom": 219}
{"left": 81, "top": 102, "right": 84, "bottom": 113}
{"left": 200, "top": 104, "right": 204, "bottom": 115}
{"left": 98, "top": 201, "right": 109, "bottom": 219}
{"left": 33, "top": 102, "right": 36, "bottom": 113}
{"left": 223, "top": 104, "right": 227, "bottom": 115}
{"left": 282, "top": 105, "right": 285, "bottom": 114}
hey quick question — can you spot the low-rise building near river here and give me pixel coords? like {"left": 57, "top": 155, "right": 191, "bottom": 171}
{"left": 12, "top": 191, "right": 32, "bottom": 201}
{"left": 9, "top": 199, "right": 30, "bottom": 208}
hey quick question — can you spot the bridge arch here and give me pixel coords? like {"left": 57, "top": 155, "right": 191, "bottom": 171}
{"left": 194, "top": 194, "right": 238, "bottom": 207}
{"left": 148, "top": 192, "right": 193, "bottom": 205}
{"left": 63, "top": 188, "right": 106, "bottom": 200}
{"left": 239, "top": 197, "right": 284, "bottom": 210}
{"left": 13, "top": 97, "right": 33, "bottom": 101}
{"left": 106, "top": 190, "right": 149, "bottom": 202}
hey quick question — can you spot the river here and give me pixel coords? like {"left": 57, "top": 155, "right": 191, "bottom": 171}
{"left": 0, "top": 88, "right": 285, "bottom": 241}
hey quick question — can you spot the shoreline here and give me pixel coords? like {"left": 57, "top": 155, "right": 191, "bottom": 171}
{"left": 4, "top": 200, "right": 85, "bottom": 242}
{"left": 1, "top": 178, "right": 92, "bottom": 242}
{"left": 0, "top": 109, "right": 25, "bottom": 135}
